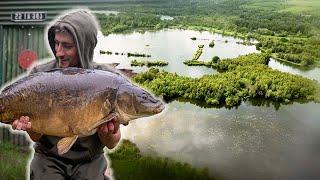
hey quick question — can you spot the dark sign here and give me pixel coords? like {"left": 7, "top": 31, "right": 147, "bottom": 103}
{"left": 11, "top": 12, "right": 46, "bottom": 22}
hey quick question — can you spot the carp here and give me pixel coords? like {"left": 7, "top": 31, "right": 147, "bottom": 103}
{"left": 0, "top": 67, "right": 164, "bottom": 155}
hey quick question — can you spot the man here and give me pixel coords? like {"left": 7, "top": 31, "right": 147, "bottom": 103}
{"left": 12, "top": 10, "right": 120, "bottom": 180}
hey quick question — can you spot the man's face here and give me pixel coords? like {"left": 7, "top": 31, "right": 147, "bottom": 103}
{"left": 54, "top": 32, "right": 80, "bottom": 68}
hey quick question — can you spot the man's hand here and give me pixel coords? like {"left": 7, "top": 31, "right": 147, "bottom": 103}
{"left": 97, "top": 118, "right": 121, "bottom": 149}
{"left": 12, "top": 116, "right": 31, "bottom": 131}
{"left": 11, "top": 116, "right": 42, "bottom": 141}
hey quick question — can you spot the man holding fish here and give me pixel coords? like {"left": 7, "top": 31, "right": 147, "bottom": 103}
{"left": 1, "top": 9, "right": 164, "bottom": 180}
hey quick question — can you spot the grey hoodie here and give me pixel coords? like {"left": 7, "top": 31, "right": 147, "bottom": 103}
{"left": 48, "top": 10, "right": 98, "bottom": 69}
{"left": 32, "top": 10, "right": 119, "bottom": 74}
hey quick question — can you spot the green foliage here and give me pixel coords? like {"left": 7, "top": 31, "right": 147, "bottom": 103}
{"left": 0, "top": 141, "right": 30, "bottom": 180}
{"left": 184, "top": 53, "right": 268, "bottom": 70}
{"left": 127, "top": 52, "right": 151, "bottom": 58}
{"left": 211, "top": 56, "right": 220, "bottom": 63}
{"left": 183, "top": 45, "right": 205, "bottom": 64}
{"left": 192, "top": 45, "right": 204, "bottom": 60}
{"left": 134, "top": 54, "right": 319, "bottom": 107}
{"left": 96, "top": 12, "right": 167, "bottom": 35}
{"left": 183, "top": 60, "right": 211, "bottom": 67}
{"left": 100, "top": 50, "right": 112, "bottom": 55}
{"left": 131, "top": 59, "right": 169, "bottom": 67}
{"left": 215, "top": 53, "right": 270, "bottom": 71}
{"left": 108, "top": 140, "right": 215, "bottom": 180}
{"left": 255, "top": 35, "right": 320, "bottom": 66}
{"left": 277, "top": 53, "right": 315, "bottom": 66}
{"left": 209, "top": 40, "right": 215, "bottom": 47}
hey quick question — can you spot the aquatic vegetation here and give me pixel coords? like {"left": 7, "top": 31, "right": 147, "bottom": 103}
{"left": 100, "top": 50, "right": 112, "bottom": 55}
{"left": 134, "top": 53, "right": 319, "bottom": 107}
{"left": 131, "top": 59, "right": 168, "bottom": 67}
{"left": 127, "top": 52, "right": 151, "bottom": 58}
{"left": 193, "top": 45, "right": 204, "bottom": 60}
{"left": 183, "top": 60, "right": 211, "bottom": 67}
{"left": 211, "top": 56, "right": 220, "bottom": 63}
{"left": 209, "top": 40, "right": 215, "bottom": 47}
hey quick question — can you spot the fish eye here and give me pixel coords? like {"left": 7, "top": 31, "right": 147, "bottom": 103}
{"left": 142, "top": 94, "right": 148, "bottom": 100}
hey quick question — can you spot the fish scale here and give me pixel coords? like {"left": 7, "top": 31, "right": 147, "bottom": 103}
{"left": 0, "top": 67, "right": 165, "bottom": 155}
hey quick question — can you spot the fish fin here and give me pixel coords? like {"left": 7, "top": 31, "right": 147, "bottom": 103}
{"left": 88, "top": 113, "right": 117, "bottom": 132}
{"left": 57, "top": 135, "right": 78, "bottom": 155}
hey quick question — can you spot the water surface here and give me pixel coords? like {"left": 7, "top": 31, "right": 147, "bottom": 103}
{"left": 94, "top": 29, "right": 258, "bottom": 78}
{"left": 269, "top": 58, "right": 320, "bottom": 82}
{"left": 122, "top": 101, "right": 320, "bottom": 180}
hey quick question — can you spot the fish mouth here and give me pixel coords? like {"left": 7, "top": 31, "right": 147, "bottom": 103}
{"left": 153, "top": 103, "right": 165, "bottom": 114}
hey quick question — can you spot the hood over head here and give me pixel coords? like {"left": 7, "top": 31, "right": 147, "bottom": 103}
{"left": 47, "top": 10, "right": 99, "bottom": 69}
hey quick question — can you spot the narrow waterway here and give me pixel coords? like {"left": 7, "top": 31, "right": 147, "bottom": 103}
{"left": 268, "top": 58, "right": 320, "bottom": 82}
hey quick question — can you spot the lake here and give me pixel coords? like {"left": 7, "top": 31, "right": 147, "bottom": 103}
{"left": 94, "top": 29, "right": 258, "bottom": 78}
{"left": 94, "top": 29, "right": 320, "bottom": 180}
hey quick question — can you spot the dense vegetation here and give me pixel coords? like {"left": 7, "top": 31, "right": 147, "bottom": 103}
{"left": 96, "top": 13, "right": 169, "bottom": 36}
{"left": 96, "top": 0, "right": 320, "bottom": 67}
{"left": 134, "top": 54, "right": 319, "bottom": 107}
{"left": 184, "top": 52, "right": 268, "bottom": 69}
{"left": 107, "top": 140, "right": 215, "bottom": 180}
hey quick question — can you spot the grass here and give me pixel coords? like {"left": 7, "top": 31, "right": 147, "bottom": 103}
{"left": 0, "top": 141, "right": 30, "bottom": 180}
{"left": 107, "top": 139, "right": 217, "bottom": 180}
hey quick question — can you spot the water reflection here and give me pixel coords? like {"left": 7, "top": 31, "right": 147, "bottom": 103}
{"left": 121, "top": 101, "right": 320, "bottom": 179}
{"left": 159, "top": 15, "right": 174, "bottom": 20}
